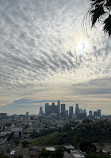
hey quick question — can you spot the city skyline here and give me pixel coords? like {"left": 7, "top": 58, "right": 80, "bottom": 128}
{"left": 39, "top": 100, "right": 101, "bottom": 119}
{"left": 0, "top": 100, "right": 102, "bottom": 118}
{"left": 0, "top": 0, "right": 111, "bottom": 115}
{"left": 0, "top": 99, "right": 102, "bottom": 116}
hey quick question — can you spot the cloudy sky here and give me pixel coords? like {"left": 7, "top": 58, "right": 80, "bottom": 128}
{"left": 0, "top": 0, "right": 111, "bottom": 115}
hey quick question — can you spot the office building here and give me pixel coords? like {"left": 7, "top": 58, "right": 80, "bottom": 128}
{"left": 94, "top": 111, "right": 98, "bottom": 117}
{"left": 75, "top": 104, "right": 80, "bottom": 119}
{"left": 79, "top": 108, "right": 83, "bottom": 114}
{"left": 75, "top": 104, "right": 79, "bottom": 115}
{"left": 57, "top": 100, "right": 60, "bottom": 116}
{"left": 83, "top": 109, "right": 87, "bottom": 115}
{"left": 26, "top": 112, "right": 29, "bottom": 116}
{"left": 61, "top": 104, "right": 65, "bottom": 118}
{"left": 97, "top": 109, "right": 101, "bottom": 117}
{"left": 45, "top": 103, "right": 50, "bottom": 116}
{"left": 69, "top": 106, "right": 73, "bottom": 118}
{"left": 94, "top": 110, "right": 101, "bottom": 117}
{"left": 89, "top": 111, "right": 93, "bottom": 116}
{"left": 51, "top": 102, "right": 57, "bottom": 113}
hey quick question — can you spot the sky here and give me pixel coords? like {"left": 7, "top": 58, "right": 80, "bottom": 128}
{"left": 0, "top": 0, "right": 111, "bottom": 115}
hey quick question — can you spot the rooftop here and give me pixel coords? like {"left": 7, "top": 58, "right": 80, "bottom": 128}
{"left": 45, "top": 147, "right": 55, "bottom": 152}
{"left": 64, "top": 145, "right": 75, "bottom": 150}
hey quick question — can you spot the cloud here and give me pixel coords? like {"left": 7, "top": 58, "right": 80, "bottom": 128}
{"left": 0, "top": 0, "right": 111, "bottom": 111}
{"left": 72, "top": 77, "right": 111, "bottom": 95}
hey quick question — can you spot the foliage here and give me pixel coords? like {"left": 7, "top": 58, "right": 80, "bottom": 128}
{"left": 30, "top": 129, "right": 55, "bottom": 139}
{"left": 86, "top": 152, "right": 111, "bottom": 158}
{"left": 89, "top": 0, "right": 111, "bottom": 36}
{"left": 53, "top": 147, "right": 64, "bottom": 158}
{"left": 17, "top": 156, "right": 23, "bottom": 158}
{"left": 0, "top": 155, "right": 9, "bottom": 158}
{"left": 22, "top": 141, "right": 29, "bottom": 147}
{"left": 39, "top": 148, "right": 49, "bottom": 158}
{"left": 39, "top": 147, "right": 64, "bottom": 158}
{"left": 82, "top": 119, "right": 93, "bottom": 124}
{"left": 80, "top": 142, "right": 97, "bottom": 153}
{"left": 23, "top": 124, "right": 30, "bottom": 130}
{"left": 71, "top": 120, "right": 111, "bottom": 146}
{"left": 63, "top": 124, "right": 72, "bottom": 132}
{"left": 29, "top": 132, "right": 71, "bottom": 146}
{"left": 7, "top": 132, "right": 14, "bottom": 141}
{"left": 14, "top": 139, "right": 19, "bottom": 146}
{"left": 29, "top": 120, "right": 111, "bottom": 148}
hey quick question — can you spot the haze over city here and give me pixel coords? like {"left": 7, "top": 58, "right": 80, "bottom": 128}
{"left": 0, "top": 0, "right": 111, "bottom": 115}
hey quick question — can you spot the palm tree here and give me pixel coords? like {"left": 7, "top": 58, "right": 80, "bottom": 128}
{"left": 88, "top": 0, "right": 111, "bottom": 36}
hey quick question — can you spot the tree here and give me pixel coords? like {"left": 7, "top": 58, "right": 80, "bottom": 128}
{"left": 39, "top": 148, "right": 50, "bottom": 158}
{"left": 0, "top": 155, "right": 9, "bottom": 158}
{"left": 22, "top": 141, "right": 29, "bottom": 148}
{"left": 80, "top": 141, "right": 97, "bottom": 153}
{"left": 88, "top": 0, "right": 111, "bottom": 36}
{"left": 39, "top": 147, "right": 64, "bottom": 158}
{"left": 7, "top": 132, "right": 14, "bottom": 141}
{"left": 53, "top": 147, "right": 64, "bottom": 158}
{"left": 86, "top": 152, "right": 111, "bottom": 158}
{"left": 14, "top": 139, "right": 19, "bottom": 146}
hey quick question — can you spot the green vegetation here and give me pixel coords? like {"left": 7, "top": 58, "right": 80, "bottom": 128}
{"left": 22, "top": 141, "right": 29, "bottom": 148}
{"left": 29, "top": 132, "right": 71, "bottom": 146}
{"left": 29, "top": 120, "right": 111, "bottom": 148}
{"left": 0, "top": 155, "right": 9, "bottom": 158}
{"left": 80, "top": 142, "right": 97, "bottom": 153}
{"left": 53, "top": 147, "right": 64, "bottom": 158}
{"left": 7, "top": 132, "right": 14, "bottom": 141}
{"left": 14, "top": 139, "right": 19, "bottom": 146}
{"left": 39, "top": 147, "right": 64, "bottom": 158}
{"left": 39, "top": 148, "right": 49, "bottom": 158}
{"left": 72, "top": 120, "right": 111, "bottom": 146}
{"left": 86, "top": 152, "right": 111, "bottom": 158}
{"left": 30, "top": 128, "right": 55, "bottom": 139}
{"left": 88, "top": 0, "right": 111, "bottom": 36}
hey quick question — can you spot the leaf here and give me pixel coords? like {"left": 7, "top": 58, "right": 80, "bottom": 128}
{"left": 105, "top": 0, "right": 111, "bottom": 9}
{"left": 91, "top": 0, "right": 105, "bottom": 5}
{"left": 103, "top": 15, "right": 111, "bottom": 36}
{"left": 90, "top": 4, "right": 106, "bottom": 26}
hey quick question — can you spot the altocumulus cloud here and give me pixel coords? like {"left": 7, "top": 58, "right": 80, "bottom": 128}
{"left": 0, "top": 0, "right": 111, "bottom": 109}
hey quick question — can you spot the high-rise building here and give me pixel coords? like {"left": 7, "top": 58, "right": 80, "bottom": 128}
{"left": 89, "top": 110, "right": 93, "bottom": 116}
{"left": 79, "top": 113, "right": 87, "bottom": 120}
{"left": 83, "top": 109, "right": 87, "bottom": 115}
{"left": 45, "top": 103, "right": 50, "bottom": 116}
{"left": 51, "top": 102, "right": 55, "bottom": 113}
{"left": 79, "top": 108, "right": 83, "bottom": 114}
{"left": 51, "top": 102, "right": 57, "bottom": 113}
{"left": 69, "top": 106, "right": 73, "bottom": 118}
{"left": 94, "top": 110, "right": 101, "bottom": 117}
{"left": 57, "top": 100, "right": 60, "bottom": 115}
{"left": 75, "top": 104, "right": 80, "bottom": 115}
{"left": 61, "top": 104, "right": 65, "bottom": 118}
{"left": 40, "top": 107, "right": 42, "bottom": 112}
{"left": 97, "top": 109, "right": 101, "bottom": 117}
{"left": 94, "top": 111, "right": 98, "bottom": 117}
{"left": 26, "top": 112, "right": 29, "bottom": 116}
